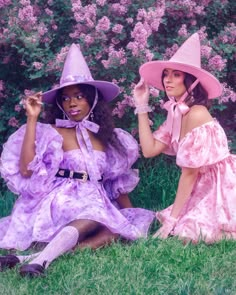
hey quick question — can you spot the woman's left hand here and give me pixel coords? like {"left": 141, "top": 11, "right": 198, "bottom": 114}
{"left": 153, "top": 216, "right": 177, "bottom": 239}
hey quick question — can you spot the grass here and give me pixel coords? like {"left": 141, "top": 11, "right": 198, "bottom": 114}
{"left": 0, "top": 156, "right": 236, "bottom": 294}
{"left": 0, "top": 239, "right": 235, "bottom": 295}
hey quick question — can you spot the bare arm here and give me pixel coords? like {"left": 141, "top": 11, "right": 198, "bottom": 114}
{"left": 170, "top": 106, "right": 212, "bottom": 217}
{"left": 134, "top": 79, "right": 167, "bottom": 158}
{"left": 116, "top": 193, "right": 133, "bottom": 208}
{"left": 19, "top": 92, "right": 43, "bottom": 177}
{"left": 170, "top": 166, "right": 199, "bottom": 218}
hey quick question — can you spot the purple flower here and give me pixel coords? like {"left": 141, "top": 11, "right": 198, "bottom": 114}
{"left": 96, "top": 16, "right": 110, "bottom": 32}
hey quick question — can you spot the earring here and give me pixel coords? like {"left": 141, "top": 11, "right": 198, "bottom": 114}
{"left": 90, "top": 111, "right": 94, "bottom": 122}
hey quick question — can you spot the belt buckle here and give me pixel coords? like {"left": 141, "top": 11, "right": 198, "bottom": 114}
{"left": 79, "top": 171, "right": 88, "bottom": 183}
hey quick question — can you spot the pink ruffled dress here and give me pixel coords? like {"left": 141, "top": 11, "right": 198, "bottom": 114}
{"left": 153, "top": 119, "right": 236, "bottom": 243}
{"left": 0, "top": 123, "right": 154, "bottom": 250}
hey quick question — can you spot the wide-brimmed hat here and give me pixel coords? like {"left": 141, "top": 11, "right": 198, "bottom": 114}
{"left": 139, "top": 33, "right": 222, "bottom": 99}
{"left": 43, "top": 43, "right": 120, "bottom": 103}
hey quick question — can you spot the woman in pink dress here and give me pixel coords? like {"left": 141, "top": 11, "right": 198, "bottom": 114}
{"left": 133, "top": 32, "right": 236, "bottom": 243}
{"left": 0, "top": 44, "right": 154, "bottom": 277}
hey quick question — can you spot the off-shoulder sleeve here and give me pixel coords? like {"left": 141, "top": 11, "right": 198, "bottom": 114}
{"left": 103, "top": 128, "right": 140, "bottom": 200}
{"left": 177, "top": 120, "right": 230, "bottom": 168}
{"left": 0, "top": 122, "right": 63, "bottom": 196}
{"left": 153, "top": 120, "right": 175, "bottom": 156}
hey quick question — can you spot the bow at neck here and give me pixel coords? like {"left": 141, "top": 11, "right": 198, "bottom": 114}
{"left": 163, "top": 97, "right": 189, "bottom": 144}
{"left": 55, "top": 118, "right": 100, "bottom": 133}
{"left": 55, "top": 118, "right": 101, "bottom": 182}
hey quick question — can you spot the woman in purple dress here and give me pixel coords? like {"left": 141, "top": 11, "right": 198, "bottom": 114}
{"left": 0, "top": 44, "right": 154, "bottom": 277}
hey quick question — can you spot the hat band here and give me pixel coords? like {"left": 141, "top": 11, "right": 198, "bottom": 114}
{"left": 60, "top": 74, "right": 94, "bottom": 85}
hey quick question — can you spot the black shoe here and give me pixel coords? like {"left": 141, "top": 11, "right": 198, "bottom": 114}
{"left": 19, "top": 262, "right": 46, "bottom": 278}
{"left": 0, "top": 254, "right": 20, "bottom": 271}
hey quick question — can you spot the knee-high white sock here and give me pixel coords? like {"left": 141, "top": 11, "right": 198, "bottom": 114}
{"left": 29, "top": 226, "right": 79, "bottom": 268}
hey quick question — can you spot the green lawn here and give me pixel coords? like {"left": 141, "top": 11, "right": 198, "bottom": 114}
{"left": 0, "top": 239, "right": 235, "bottom": 295}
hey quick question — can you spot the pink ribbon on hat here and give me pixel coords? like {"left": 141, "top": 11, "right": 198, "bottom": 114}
{"left": 55, "top": 118, "right": 102, "bottom": 182}
{"left": 163, "top": 78, "right": 199, "bottom": 144}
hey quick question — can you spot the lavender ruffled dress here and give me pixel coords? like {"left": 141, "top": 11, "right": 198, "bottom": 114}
{"left": 0, "top": 123, "right": 154, "bottom": 250}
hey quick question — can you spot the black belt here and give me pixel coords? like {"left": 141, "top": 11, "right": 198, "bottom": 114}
{"left": 55, "top": 169, "right": 103, "bottom": 182}
{"left": 55, "top": 169, "right": 89, "bottom": 182}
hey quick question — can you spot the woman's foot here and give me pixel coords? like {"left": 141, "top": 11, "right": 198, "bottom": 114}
{"left": 19, "top": 262, "right": 46, "bottom": 278}
{"left": 0, "top": 255, "right": 20, "bottom": 271}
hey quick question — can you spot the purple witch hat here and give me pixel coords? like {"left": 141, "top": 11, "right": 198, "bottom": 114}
{"left": 43, "top": 44, "right": 120, "bottom": 103}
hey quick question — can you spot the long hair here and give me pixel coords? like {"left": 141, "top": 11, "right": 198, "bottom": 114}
{"left": 161, "top": 71, "right": 209, "bottom": 108}
{"left": 42, "top": 84, "right": 125, "bottom": 153}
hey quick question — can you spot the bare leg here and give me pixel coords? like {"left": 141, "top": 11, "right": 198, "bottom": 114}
{"left": 77, "top": 227, "right": 119, "bottom": 250}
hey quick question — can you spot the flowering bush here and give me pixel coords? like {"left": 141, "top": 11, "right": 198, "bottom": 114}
{"left": 0, "top": 0, "right": 235, "bottom": 153}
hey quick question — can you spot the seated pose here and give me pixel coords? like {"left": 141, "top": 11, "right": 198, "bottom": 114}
{"left": 133, "top": 33, "right": 236, "bottom": 243}
{"left": 0, "top": 44, "right": 154, "bottom": 277}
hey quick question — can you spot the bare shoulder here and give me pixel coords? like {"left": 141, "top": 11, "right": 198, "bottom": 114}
{"left": 184, "top": 105, "right": 213, "bottom": 132}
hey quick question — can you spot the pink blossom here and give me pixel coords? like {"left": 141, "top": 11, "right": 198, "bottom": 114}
{"left": 8, "top": 117, "right": 19, "bottom": 127}
{"left": 96, "top": 0, "right": 106, "bottom": 6}
{"left": 201, "top": 45, "right": 212, "bottom": 59}
{"left": 178, "top": 24, "right": 188, "bottom": 37}
{"left": 20, "top": 0, "right": 30, "bottom": 5}
{"left": 150, "top": 87, "right": 160, "bottom": 97}
{"left": 96, "top": 16, "right": 110, "bottom": 32}
{"left": 110, "top": 3, "right": 127, "bottom": 16}
{"left": 18, "top": 5, "right": 37, "bottom": 25}
{"left": 219, "top": 83, "right": 236, "bottom": 103}
{"left": 112, "top": 24, "right": 123, "bottom": 34}
{"left": 51, "top": 24, "right": 58, "bottom": 31}
{"left": 38, "top": 23, "right": 48, "bottom": 36}
{"left": 14, "top": 104, "right": 21, "bottom": 112}
{"left": 0, "top": 0, "right": 12, "bottom": 8}
{"left": 84, "top": 34, "right": 95, "bottom": 45}
{"left": 45, "top": 8, "right": 53, "bottom": 16}
{"left": 208, "top": 55, "right": 226, "bottom": 71}
{"left": 145, "top": 49, "right": 154, "bottom": 61}
{"left": 126, "top": 17, "right": 133, "bottom": 24}
{"left": 33, "top": 62, "right": 43, "bottom": 70}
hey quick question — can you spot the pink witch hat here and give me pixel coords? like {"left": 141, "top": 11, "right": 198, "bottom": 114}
{"left": 139, "top": 33, "right": 222, "bottom": 99}
{"left": 43, "top": 44, "right": 120, "bottom": 103}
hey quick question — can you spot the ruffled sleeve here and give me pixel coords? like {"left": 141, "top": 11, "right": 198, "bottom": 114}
{"left": 177, "top": 120, "right": 230, "bottom": 168}
{"left": 103, "top": 128, "right": 140, "bottom": 200}
{"left": 153, "top": 120, "right": 176, "bottom": 156}
{"left": 0, "top": 122, "right": 63, "bottom": 196}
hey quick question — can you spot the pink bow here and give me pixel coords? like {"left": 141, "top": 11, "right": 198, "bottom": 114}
{"left": 163, "top": 97, "right": 189, "bottom": 144}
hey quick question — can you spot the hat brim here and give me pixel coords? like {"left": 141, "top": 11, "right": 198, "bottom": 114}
{"left": 43, "top": 80, "right": 120, "bottom": 103}
{"left": 139, "top": 61, "right": 222, "bottom": 99}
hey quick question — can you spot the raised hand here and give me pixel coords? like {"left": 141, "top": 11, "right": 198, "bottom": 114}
{"left": 133, "top": 78, "right": 150, "bottom": 107}
{"left": 23, "top": 91, "right": 43, "bottom": 119}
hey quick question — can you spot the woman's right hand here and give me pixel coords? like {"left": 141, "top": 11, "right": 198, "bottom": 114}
{"left": 23, "top": 91, "right": 43, "bottom": 119}
{"left": 133, "top": 78, "right": 150, "bottom": 106}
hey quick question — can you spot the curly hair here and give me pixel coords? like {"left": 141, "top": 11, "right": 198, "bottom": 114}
{"left": 161, "top": 71, "right": 210, "bottom": 108}
{"left": 42, "top": 84, "right": 125, "bottom": 154}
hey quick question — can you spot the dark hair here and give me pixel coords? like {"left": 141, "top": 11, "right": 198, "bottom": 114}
{"left": 42, "top": 84, "right": 125, "bottom": 153}
{"left": 161, "top": 71, "right": 210, "bottom": 108}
